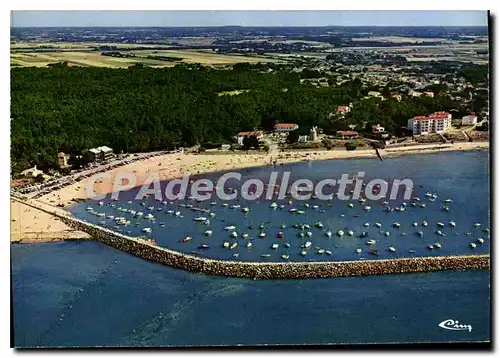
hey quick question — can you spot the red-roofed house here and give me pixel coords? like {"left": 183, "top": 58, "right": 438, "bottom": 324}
{"left": 274, "top": 123, "right": 298, "bottom": 133}
{"left": 237, "top": 130, "right": 264, "bottom": 145}
{"left": 407, "top": 112, "right": 452, "bottom": 134}
{"left": 337, "top": 105, "right": 351, "bottom": 115}
{"left": 462, "top": 113, "right": 478, "bottom": 125}
{"left": 337, "top": 130, "right": 359, "bottom": 139}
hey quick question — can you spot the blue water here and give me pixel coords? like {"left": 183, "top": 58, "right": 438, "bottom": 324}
{"left": 69, "top": 150, "right": 490, "bottom": 261}
{"left": 12, "top": 151, "right": 491, "bottom": 346}
{"left": 12, "top": 241, "right": 490, "bottom": 347}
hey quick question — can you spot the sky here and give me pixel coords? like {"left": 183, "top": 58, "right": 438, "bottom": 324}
{"left": 11, "top": 10, "right": 488, "bottom": 27}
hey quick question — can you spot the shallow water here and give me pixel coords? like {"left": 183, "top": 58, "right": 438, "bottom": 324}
{"left": 12, "top": 241, "right": 490, "bottom": 347}
{"left": 69, "top": 150, "right": 490, "bottom": 261}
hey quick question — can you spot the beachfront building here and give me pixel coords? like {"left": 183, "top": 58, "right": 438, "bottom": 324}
{"left": 462, "top": 113, "right": 478, "bottom": 125}
{"left": 274, "top": 123, "right": 298, "bottom": 133}
{"left": 237, "top": 130, "right": 264, "bottom": 146}
{"left": 84, "top": 146, "right": 114, "bottom": 162}
{"left": 372, "top": 124, "right": 385, "bottom": 134}
{"left": 20, "top": 165, "right": 44, "bottom": 179}
{"left": 337, "top": 130, "right": 359, "bottom": 140}
{"left": 57, "top": 152, "right": 69, "bottom": 168}
{"left": 407, "top": 111, "right": 452, "bottom": 135}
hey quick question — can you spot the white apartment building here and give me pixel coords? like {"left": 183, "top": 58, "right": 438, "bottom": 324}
{"left": 407, "top": 111, "right": 452, "bottom": 135}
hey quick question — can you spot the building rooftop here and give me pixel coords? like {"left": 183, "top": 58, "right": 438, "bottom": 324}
{"left": 238, "top": 130, "right": 263, "bottom": 137}
{"left": 274, "top": 123, "right": 298, "bottom": 129}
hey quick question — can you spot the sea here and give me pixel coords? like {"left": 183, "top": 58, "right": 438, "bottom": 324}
{"left": 11, "top": 150, "right": 491, "bottom": 346}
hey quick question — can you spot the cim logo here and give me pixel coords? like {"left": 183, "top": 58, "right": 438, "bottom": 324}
{"left": 438, "top": 319, "right": 472, "bottom": 332}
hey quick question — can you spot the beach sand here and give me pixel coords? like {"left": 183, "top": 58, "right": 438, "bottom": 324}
{"left": 37, "top": 141, "right": 488, "bottom": 208}
{"left": 10, "top": 199, "right": 90, "bottom": 243}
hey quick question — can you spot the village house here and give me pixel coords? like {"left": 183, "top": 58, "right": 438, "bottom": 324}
{"left": 274, "top": 123, "right": 298, "bottom": 133}
{"left": 337, "top": 105, "right": 351, "bottom": 115}
{"left": 423, "top": 91, "right": 435, "bottom": 98}
{"left": 337, "top": 130, "right": 359, "bottom": 140}
{"left": 407, "top": 111, "right": 452, "bottom": 135}
{"left": 237, "top": 130, "right": 264, "bottom": 146}
{"left": 57, "top": 152, "right": 69, "bottom": 168}
{"left": 372, "top": 124, "right": 385, "bottom": 134}
{"left": 462, "top": 113, "right": 478, "bottom": 126}
{"left": 391, "top": 93, "right": 402, "bottom": 102}
{"left": 84, "top": 146, "right": 114, "bottom": 162}
{"left": 20, "top": 165, "right": 44, "bottom": 179}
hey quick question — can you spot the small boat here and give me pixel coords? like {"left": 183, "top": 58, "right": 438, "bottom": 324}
{"left": 348, "top": 203, "right": 354, "bottom": 208}
{"left": 145, "top": 213, "right": 155, "bottom": 220}
{"left": 271, "top": 244, "right": 279, "bottom": 249}
{"left": 303, "top": 224, "right": 311, "bottom": 230}
{"left": 284, "top": 243, "right": 291, "bottom": 248}
{"left": 166, "top": 210, "right": 174, "bottom": 215}
{"left": 289, "top": 208, "right": 297, "bottom": 212}
{"left": 356, "top": 248, "right": 362, "bottom": 254}
{"left": 436, "top": 230, "right": 445, "bottom": 236}
{"left": 420, "top": 204, "right": 427, "bottom": 208}
{"left": 269, "top": 202, "right": 278, "bottom": 208}
{"left": 306, "top": 231, "right": 312, "bottom": 237}
{"left": 477, "top": 238, "right": 485, "bottom": 244}
{"left": 304, "top": 203, "right": 310, "bottom": 208}
{"left": 408, "top": 249, "right": 416, "bottom": 253}
{"left": 312, "top": 205, "right": 319, "bottom": 209}
{"left": 261, "top": 254, "right": 271, "bottom": 258}
{"left": 198, "top": 244, "right": 210, "bottom": 249}
{"left": 175, "top": 211, "right": 181, "bottom": 216}
{"left": 470, "top": 243, "right": 477, "bottom": 249}
{"left": 434, "top": 243, "right": 442, "bottom": 249}
{"left": 231, "top": 205, "right": 241, "bottom": 209}
{"left": 388, "top": 247, "right": 396, "bottom": 252}
{"left": 337, "top": 230, "right": 344, "bottom": 237}
{"left": 194, "top": 217, "right": 207, "bottom": 222}
{"left": 203, "top": 219, "right": 211, "bottom": 225}
{"left": 86, "top": 206, "right": 93, "bottom": 211}
{"left": 375, "top": 223, "right": 382, "bottom": 228}
{"left": 347, "top": 230, "right": 354, "bottom": 236}
{"left": 279, "top": 204, "right": 285, "bottom": 209}
{"left": 210, "top": 201, "right": 217, "bottom": 206}
{"left": 300, "top": 250, "right": 307, "bottom": 256}
{"left": 231, "top": 232, "right": 238, "bottom": 238}
{"left": 98, "top": 201, "right": 104, "bottom": 206}
{"left": 225, "top": 225, "right": 236, "bottom": 231}
{"left": 443, "top": 199, "right": 453, "bottom": 203}
{"left": 442, "top": 206, "right": 450, "bottom": 211}
{"left": 142, "top": 227, "right": 152, "bottom": 233}
{"left": 280, "top": 222, "right": 287, "bottom": 229}
{"left": 147, "top": 206, "right": 154, "bottom": 211}
{"left": 366, "top": 239, "right": 376, "bottom": 245}
{"left": 417, "top": 231, "right": 424, "bottom": 237}
{"left": 304, "top": 241, "right": 312, "bottom": 249}
{"left": 241, "top": 233, "right": 249, "bottom": 239}
{"left": 297, "top": 210, "right": 305, "bottom": 214}
{"left": 181, "top": 236, "right": 192, "bottom": 243}
{"left": 230, "top": 242, "right": 238, "bottom": 250}
{"left": 412, "top": 222, "right": 418, "bottom": 227}
{"left": 437, "top": 222, "right": 445, "bottom": 227}
{"left": 393, "top": 222, "right": 400, "bottom": 228}
{"left": 298, "top": 232, "right": 305, "bottom": 238}
{"left": 204, "top": 230, "right": 213, "bottom": 236}
{"left": 359, "top": 232, "right": 368, "bottom": 238}
{"left": 473, "top": 223, "right": 481, "bottom": 227}
{"left": 422, "top": 221, "right": 428, "bottom": 227}
{"left": 136, "top": 212, "right": 144, "bottom": 217}
{"left": 277, "top": 232, "right": 284, "bottom": 239}
{"left": 326, "top": 250, "right": 332, "bottom": 256}
{"left": 315, "top": 222, "right": 324, "bottom": 228}
{"left": 246, "top": 242, "right": 253, "bottom": 248}
{"left": 223, "top": 242, "right": 230, "bottom": 248}
{"left": 222, "top": 203, "right": 229, "bottom": 207}
{"left": 317, "top": 249, "right": 325, "bottom": 255}
{"left": 233, "top": 253, "right": 240, "bottom": 258}
{"left": 368, "top": 249, "right": 378, "bottom": 256}
{"left": 384, "top": 231, "right": 390, "bottom": 237}
{"left": 483, "top": 228, "right": 490, "bottom": 233}
{"left": 363, "top": 206, "right": 371, "bottom": 211}
{"left": 325, "top": 230, "right": 332, "bottom": 238}
{"left": 427, "top": 245, "right": 434, "bottom": 250}
{"left": 281, "top": 254, "right": 290, "bottom": 260}
{"left": 364, "top": 222, "right": 370, "bottom": 227}
{"left": 259, "top": 232, "right": 266, "bottom": 238}
{"left": 241, "top": 207, "right": 250, "bottom": 213}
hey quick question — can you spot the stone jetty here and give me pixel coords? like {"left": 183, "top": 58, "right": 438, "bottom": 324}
{"left": 13, "top": 197, "right": 490, "bottom": 280}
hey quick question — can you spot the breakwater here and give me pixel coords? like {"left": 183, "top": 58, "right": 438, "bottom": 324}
{"left": 13, "top": 198, "right": 490, "bottom": 280}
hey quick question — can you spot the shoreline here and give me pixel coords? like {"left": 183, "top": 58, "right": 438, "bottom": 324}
{"left": 38, "top": 141, "right": 487, "bottom": 208}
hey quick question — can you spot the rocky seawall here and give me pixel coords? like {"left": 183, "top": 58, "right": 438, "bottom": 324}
{"left": 14, "top": 198, "right": 490, "bottom": 280}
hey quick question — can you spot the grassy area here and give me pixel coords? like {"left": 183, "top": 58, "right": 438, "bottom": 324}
{"left": 216, "top": 89, "right": 251, "bottom": 96}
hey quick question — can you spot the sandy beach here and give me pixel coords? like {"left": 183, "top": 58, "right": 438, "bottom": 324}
{"left": 13, "top": 141, "right": 487, "bottom": 244}
{"left": 11, "top": 199, "right": 90, "bottom": 243}
{"left": 38, "top": 141, "right": 488, "bottom": 208}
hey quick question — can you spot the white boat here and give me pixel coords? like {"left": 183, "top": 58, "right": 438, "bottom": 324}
{"left": 182, "top": 236, "right": 192, "bottom": 243}
{"left": 233, "top": 253, "right": 240, "bottom": 258}
{"left": 417, "top": 231, "right": 424, "bottom": 237}
{"left": 306, "top": 231, "right": 312, "bottom": 237}
{"left": 437, "top": 222, "right": 444, "bottom": 227}
{"left": 348, "top": 203, "right": 354, "bottom": 208}
{"left": 107, "top": 215, "right": 114, "bottom": 219}
{"left": 281, "top": 254, "right": 290, "bottom": 260}
{"left": 223, "top": 242, "right": 230, "bottom": 248}
{"left": 304, "top": 241, "right": 312, "bottom": 248}
{"left": 284, "top": 243, "right": 291, "bottom": 248}
{"left": 312, "top": 205, "right": 319, "bottom": 209}
{"left": 356, "top": 248, "right": 362, "bottom": 254}
{"left": 246, "top": 242, "right": 253, "bottom": 248}
{"left": 231, "top": 205, "right": 241, "bottom": 209}
{"left": 297, "top": 210, "right": 305, "bottom": 214}
{"left": 375, "top": 223, "right": 382, "bottom": 228}
{"left": 326, "top": 250, "right": 332, "bottom": 256}
{"left": 388, "top": 247, "right": 396, "bottom": 252}
{"left": 347, "top": 230, "right": 354, "bottom": 236}
{"left": 194, "top": 217, "right": 207, "bottom": 222}
{"left": 317, "top": 249, "right": 325, "bottom": 255}
{"left": 470, "top": 243, "right": 477, "bottom": 248}
{"left": 420, "top": 204, "right": 427, "bottom": 208}
{"left": 337, "top": 230, "right": 344, "bottom": 237}
{"left": 166, "top": 210, "right": 174, "bottom": 214}
{"left": 428, "top": 245, "right": 434, "bottom": 250}
{"left": 422, "top": 221, "right": 428, "bottom": 227}
{"left": 210, "top": 201, "right": 217, "bottom": 206}
{"left": 289, "top": 208, "right": 297, "bottom": 212}
{"left": 363, "top": 222, "right": 370, "bottom": 227}
{"left": 222, "top": 203, "right": 229, "bottom": 207}
{"left": 224, "top": 225, "right": 236, "bottom": 231}
{"left": 325, "top": 230, "right": 332, "bottom": 237}
{"left": 304, "top": 224, "right": 311, "bottom": 230}
{"left": 241, "top": 233, "right": 249, "bottom": 239}
{"left": 231, "top": 232, "right": 238, "bottom": 238}
{"left": 301, "top": 250, "right": 307, "bottom": 256}
{"left": 412, "top": 222, "right": 418, "bottom": 227}
{"left": 142, "top": 227, "right": 152, "bottom": 233}
{"left": 261, "top": 254, "right": 271, "bottom": 258}
{"left": 271, "top": 244, "right": 279, "bottom": 249}
{"left": 136, "top": 212, "right": 144, "bottom": 217}
{"left": 393, "top": 222, "right": 400, "bottom": 228}
{"left": 443, "top": 199, "right": 453, "bottom": 203}
{"left": 145, "top": 213, "right": 155, "bottom": 220}
{"left": 259, "top": 232, "right": 266, "bottom": 238}
{"left": 86, "top": 207, "right": 93, "bottom": 211}
{"left": 230, "top": 242, "right": 238, "bottom": 250}
{"left": 210, "top": 212, "right": 216, "bottom": 217}
{"left": 315, "top": 222, "right": 324, "bottom": 228}
{"left": 98, "top": 201, "right": 104, "bottom": 206}
{"left": 147, "top": 206, "right": 154, "bottom": 211}
{"left": 363, "top": 206, "right": 371, "bottom": 211}
{"left": 449, "top": 221, "right": 456, "bottom": 227}
{"left": 204, "top": 230, "right": 212, "bottom": 236}
{"left": 242, "top": 207, "right": 250, "bottom": 213}
{"left": 366, "top": 239, "right": 376, "bottom": 245}
{"left": 175, "top": 211, "right": 181, "bottom": 216}
{"left": 269, "top": 202, "right": 278, "bottom": 208}
{"left": 473, "top": 223, "right": 481, "bottom": 227}
{"left": 434, "top": 243, "right": 442, "bottom": 249}
{"left": 477, "top": 238, "right": 485, "bottom": 244}
{"left": 384, "top": 231, "right": 390, "bottom": 237}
